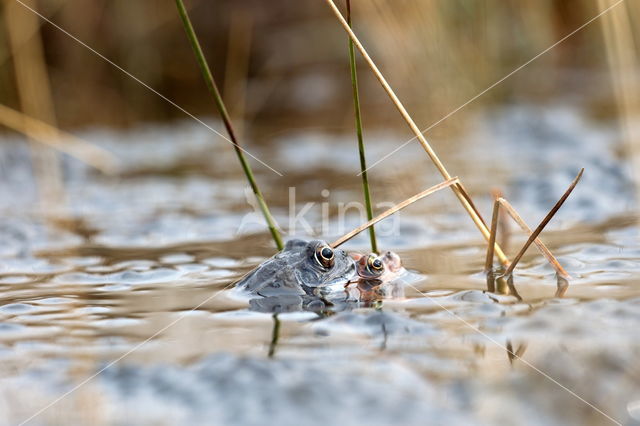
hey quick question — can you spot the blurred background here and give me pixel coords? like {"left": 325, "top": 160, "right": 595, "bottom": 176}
{"left": 0, "top": 0, "right": 638, "bottom": 247}
{"left": 0, "top": 0, "right": 638, "bottom": 136}
{"left": 1, "top": 0, "right": 638, "bottom": 228}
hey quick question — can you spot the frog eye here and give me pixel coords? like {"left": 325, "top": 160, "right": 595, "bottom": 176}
{"left": 315, "top": 245, "right": 335, "bottom": 268}
{"left": 366, "top": 255, "right": 384, "bottom": 274}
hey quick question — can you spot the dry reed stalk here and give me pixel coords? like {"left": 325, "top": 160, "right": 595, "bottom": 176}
{"left": 332, "top": 177, "right": 458, "bottom": 247}
{"left": 484, "top": 199, "right": 501, "bottom": 273}
{"left": 322, "top": 0, "right": 509, "bottom": 265}
{"left": 498, "top": 197, "right": 571, "bottom": 280}
{"left": 4, "top": 0, "right": 64, "bottom": 205}
{"left": 500, "top": 169, "right": 584, "bottom": 279}
{"left": 483, "top": 199, "right": 501, "bottom": 293}
{"left": 0, "top": 104, "right": 119, "bottom": 174}
{"left": 597, "top": 0, "right": 640, "bottom": 205}
{"left": 491, "top": 188, "right": 512, "bottom": 252}
{"left": 0, "top": 0, "right": 65, "bottom": 67}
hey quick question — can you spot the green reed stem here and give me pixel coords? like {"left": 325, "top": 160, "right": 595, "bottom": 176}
{"left": 346, "top": 0, "right": 377, "bottom": 254}
{"left": 175, "top": 0, "right": 283, "bottom": 250}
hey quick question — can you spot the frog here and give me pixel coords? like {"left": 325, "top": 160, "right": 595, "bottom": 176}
{"left": 352, "top": 251, "right": 405, "bottom": 283}
{"left": 350, "top": 251, "right": 407, "bottom": 303}
{"left": 235, "top": 239, "right": 357, "bottom": 298}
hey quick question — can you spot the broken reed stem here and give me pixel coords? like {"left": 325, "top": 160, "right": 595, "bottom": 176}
{"left": 346, "top": 0, "right": 377, "bottom": 254}
{"left": 498, "top": 197, "right": 571, "bottom": 280}
{"left": 484, "top": 199, "right": 501, "bottom": 273}
{"left": 0, "top": 103, "right": 119, "bottom": 174}
{"left": 484, "top": 199, "right": 501, "bottom": 293}
{"left": 501, "top": 169, "right": 584, "bottom": 278}
{"left": 332, "top": 177, "right": 458, "bottom": 247}
{"left": 175, "top": 0, "right": 283, "bottom": 250}
{"left": 491, "top": 188, "right": 512, "bottom": 252}
{"left": 322, "top": 0, "right": 508, "bottom": 266}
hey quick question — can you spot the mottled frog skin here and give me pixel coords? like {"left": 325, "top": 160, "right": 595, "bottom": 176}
{"left": 236, "top": 239, "right": 356, "bottom": 297}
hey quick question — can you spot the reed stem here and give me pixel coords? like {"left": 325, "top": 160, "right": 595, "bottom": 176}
{"left": 332, "top": 177, "right": 458, "bottom": 247}
{"left": 498, "top": 197, "right": 571, "bottom": 280}
{"left": 500, "top": 169, "right": 584, "bottom": 279}
{"left": 346, "top": 0, "right": 377, "bottom": 254}
{"left": 484, "top": 199, "right": 501, "bottom": 273}
{"left": 323, "top": 0, "right": 509, "bottom": 265}
{"left": 175, "top": 0, "right": 283, "bottom": 250}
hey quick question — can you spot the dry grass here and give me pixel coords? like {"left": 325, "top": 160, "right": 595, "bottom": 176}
{"left": 0, "top": 1, "right": 614, "bottom": 130}
{"left": 484, "top": 169, "right": 584, "bottom": 297}
{"left": 323, "top": 0, "right": 510, "bottom": 265}
{"left": 598, "top": 1, "right": 640, "bottom": 204}
{"left": 498, "top": 197, "right": 571, "bottom": 280}
{"left": 0, "top": 103, "right": 119, "bottom": 174}
{"left": 4, "top": 0, "right": 64, "bottom": 207}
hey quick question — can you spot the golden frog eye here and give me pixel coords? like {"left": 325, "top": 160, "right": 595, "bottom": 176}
{"left": 367, "top": 255, "right": 384, "bottom": 274}
{"left": 315, "top": 245, "right": 335, "bottom": 268}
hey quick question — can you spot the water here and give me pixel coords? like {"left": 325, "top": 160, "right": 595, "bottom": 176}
{"left": 1, "top": 103, "right": 639, "bottom": 425}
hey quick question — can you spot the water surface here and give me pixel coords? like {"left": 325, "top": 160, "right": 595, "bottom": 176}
{"left": 1, "top": 104, "right": 639, "bottom": 425}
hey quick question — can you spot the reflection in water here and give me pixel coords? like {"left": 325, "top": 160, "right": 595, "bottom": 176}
{"left": 485, "top": 266, "right": 521, "bottom": 300}
{"left": 268, "top": 313, "right": 280, "bottom": 358}
{"left": 249, "top": 295, "right": 330, "bottom": 314}
{"left": 377, "top": 305, "right": 389, "bottom": 352}
{"left": 506, "top": 340, "right": 529, "bottom": 365}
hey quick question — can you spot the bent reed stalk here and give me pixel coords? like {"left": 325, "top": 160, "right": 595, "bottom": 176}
{"left": 497, "top": 197, "right": 571, "bottom": 280}
{"left": 175, "top": 0, "right": 283, "bottom": 250}
{"left": 332, "top": 177, "right": 458, "bottom": 247}
{"left": 500, "top": 169, "right": 584, "bottom": 279}
{"left": 0, "top": 103, "right": 119, "bottom": 174}
{"left": 346, "top": 0, "right": 378, "bottom": 254}
{"left": 323, "top": 0, "right": 509, "bottom": 265}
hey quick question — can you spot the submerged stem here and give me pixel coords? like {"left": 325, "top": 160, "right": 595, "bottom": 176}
{"left": 175, "top": 0, "right": 283, "bottom": 250}
{"left": 346, "top": 0, "right": 377, "bottom": 253}
{"left": 268, "top": 313, "right": 281, "bottom": 358}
